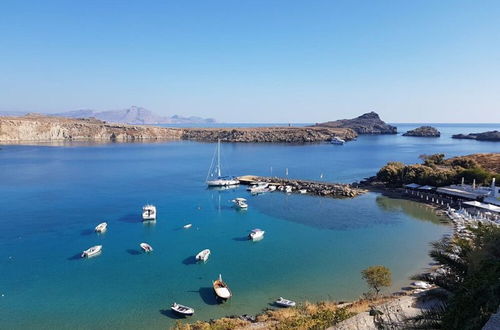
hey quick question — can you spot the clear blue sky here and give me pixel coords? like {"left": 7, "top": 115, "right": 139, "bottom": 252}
{"left": 0, "top": 1, "right": 499, "bottom": 123}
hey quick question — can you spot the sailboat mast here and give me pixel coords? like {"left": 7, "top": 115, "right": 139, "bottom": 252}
{"left": 217, "top": 139, "right": 221, "bottom": 177}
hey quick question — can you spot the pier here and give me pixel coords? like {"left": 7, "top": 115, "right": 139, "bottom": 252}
{"left": 237, "top": 175, "right": 366, "bottom": 198}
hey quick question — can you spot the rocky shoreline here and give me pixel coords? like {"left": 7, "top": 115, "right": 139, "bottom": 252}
{"left": 0, "top": 115, "right": 356, "bottom": 144}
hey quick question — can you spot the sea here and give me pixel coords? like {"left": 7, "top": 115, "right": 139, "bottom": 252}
{"left": 0, "top": 123, "right": 499, "bottom": 329}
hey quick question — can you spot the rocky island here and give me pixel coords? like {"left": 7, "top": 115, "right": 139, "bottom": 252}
{"left": 0, "top": 114, "right": 356, "bottom": 144}
{"left": 312, "top": 111, "right": 397, "bottom": 134}
{"left": 452, "top": 130, "right": 500, "bottom": 141}
{"left": 403, "top": 126, "right": 440, "bottom": 137}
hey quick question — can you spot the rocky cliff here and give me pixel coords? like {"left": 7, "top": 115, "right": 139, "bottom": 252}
{"left": 0, "top": 115, "right": 183, "bottom": 142}
{"left": 403, "top": 126, "right": 440, "bottom": 137}
{"left": 312, "top": 111, "right": 397, "bottom": 134}
{"left": 452, "top": 131, "right": 500, "bottom": 141}
{"left": 0, "top": 115, "right": 356, "bottom": 144}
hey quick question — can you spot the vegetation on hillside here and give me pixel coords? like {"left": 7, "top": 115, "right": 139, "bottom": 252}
{"left": 409, "top": 224, "right": 500, "bottom": 329}
{"left": 376, "top": 153, "right": 500, "bottom": 187}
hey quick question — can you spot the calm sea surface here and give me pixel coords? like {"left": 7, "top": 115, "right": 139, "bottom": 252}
{"left": 0, "top": 123, "right": 499, "bottom": 329}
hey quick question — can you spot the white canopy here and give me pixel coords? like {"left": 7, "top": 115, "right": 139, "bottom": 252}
{"left": 405, "top": 183, "right": 421, "bottom": 189}
{"left": 462, "top": 201, "right": 500, "bottom": 213}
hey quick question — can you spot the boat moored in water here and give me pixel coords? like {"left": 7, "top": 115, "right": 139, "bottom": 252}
{"left": 213, "top": 274, "right": 232, "bottom": 300}
{"left": 81, "top": 245, "right": 102, "bottom": 258}
{"left": 275, "top": 297, "right": 296, "bottom": 307}
{"left": 196, "top": 249, "right": 211, "bottom": 262}
{"left": 142, "top": 205, "right": 157, "bottom": 221}
{"left": 232, "top": 198, "right": 248, "bottom": 209}
{"left": 249, "top": 228, "right": 265, "bottom": 241}
{"left": 94, "top": 222, "right": 107, "bottom": 233}
{"left": 330, "top": 137, "right": 345, "bottom": 145}
{"left": 140, "top": 242, "right": 154, "bottom": 252}
{"left": 183, "top": 223, "right": 192, "bottom": 229}
{"left": 171, "top": 302, "right": 194, "bottom": 316}
{"left": 206, "top": 140, "right": 239, "bottom": 187}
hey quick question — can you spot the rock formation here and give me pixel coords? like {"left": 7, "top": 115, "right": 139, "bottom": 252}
{"left": 0, "top": 115, "right": 357, "bottom": 144}
{"left": 312, "top": 111, "right": 397, "bottom": 134}
{"left": 452, "top": 131, "right": 500, "bottom": 142}
{"left": 181, "top": 126, "right": 356, "bottom": 143}
{"left": 403, "top": 126, "right": 440, "bottom": 137}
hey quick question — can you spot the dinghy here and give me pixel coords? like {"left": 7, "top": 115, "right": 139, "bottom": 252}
{"left": 171, "top": 302, "right": 194, "bottom": 316}
{"left": 81, "top": 245, "right": 102, "bottom": 258}
{"left": 249, "top": 228, "right": 265, "bottom": 241}
{"left": 195, "top": 249, "right": 211, "bottom": 262}
{"left": 183, "top": 223, "right": 192, "bottom": 229}
{"left": 140, "top": 243, "right": 153, "bottom": 253}
{"left": 213, "top": 274, "right": 232, "bottom": 300}
{"left": 94, "top": 222, "right": 107, "bottom": 233}
{"left": 275, "top": 297, "right": 296, "bottom": 307}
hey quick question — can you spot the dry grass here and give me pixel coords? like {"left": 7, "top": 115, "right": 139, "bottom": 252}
{"left": 448, "top": 153, "right": 500, "bottom": 174}
{"left": 172, "top": 297, "right": 396, "bottom": 330}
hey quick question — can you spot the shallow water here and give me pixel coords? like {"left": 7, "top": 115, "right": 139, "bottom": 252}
{"left": 0, "top": 123, "right": 498, "bottom": 329}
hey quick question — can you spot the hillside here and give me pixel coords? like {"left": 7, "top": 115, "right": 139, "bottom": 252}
{"left": 312, "top": 111, "right": 397, "bottom": 134}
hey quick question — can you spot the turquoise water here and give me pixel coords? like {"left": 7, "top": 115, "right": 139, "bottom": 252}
{"left": 0, "top": 123, "right": 499, "bottom": 329}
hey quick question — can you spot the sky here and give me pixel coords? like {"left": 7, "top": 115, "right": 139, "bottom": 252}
{"left": 0, "top": 1, "right": 499, "bottom": 123}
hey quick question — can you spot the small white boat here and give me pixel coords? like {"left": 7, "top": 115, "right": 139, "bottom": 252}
{"left": 285, "top": 186, "right": 293, "bottom": 193}
{"left": 330, "top": 137, "right": 345, "bottom": 145}
{"left": 232, "top": 198, "right": 248, "bottom": 209}
{"left": 81, "top": 245, "right": 102, "bottom": 258}
{"left": 142, "top": 205, "right": 157, "bottom": 221}
{"left": 140, "top": 242, "right": 153, "bottom": 253}
{"left": 248, "top": 182, "right": 269, "bottom": 194}
{"left": 171, "top": 302, "right": 194, "bottom": 316}
{"left": 94, "top": 222, "right": 107, "bottom": 233}
{"left": 196, "top": 249, "right": 211, "bottom": 262}
{"left": 213, "top": 274, "right": 232, "bottom": 300}
{"left": 299, "top": 189, "right": 307, "bottom": 194}
{"left": 275, "top": 297, "right": 296, "bottom": 307}
{"left": 183, "top": 223, "right": 192, "bottom": 229}
{"left": 249, "top": 228, "right": 265, "bottom": 241}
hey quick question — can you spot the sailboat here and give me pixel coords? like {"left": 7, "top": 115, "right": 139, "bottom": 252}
{"left": 206, "top": 139, "right": 239, "bottom": 187}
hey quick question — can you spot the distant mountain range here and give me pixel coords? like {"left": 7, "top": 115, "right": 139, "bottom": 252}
{"left": 0, "top": 106, "right": 216, "bottom": 125}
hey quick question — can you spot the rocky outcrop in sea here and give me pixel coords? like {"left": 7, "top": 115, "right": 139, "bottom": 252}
{"left": 452, "top": 131, "right": 500, "bottom": 141}
{"left": 312, "top": 111, "right": 397, "bottom": 134}
{"left": 403, "top": 126, "right": 440, "bottom": 137}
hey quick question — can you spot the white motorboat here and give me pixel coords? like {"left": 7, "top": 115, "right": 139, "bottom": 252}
{"left": 232, "top": 198, "right": 248, "bottom": 209}
{"left": 248, "top": 182, "right": 269, "bottom": 194}
{"left": 81, "top": 245, "right": 102, "bottom": 258}
{"left": 196, "top": 249, "right": 211, "bottom": 262}
{"left": 275, "top": 297, "right": 296, "bottom": 307}
{"left": 330, "top": 137, "right": 345, "bottom": 145}
{"left": 213, "top": 274, "right": 232, "bottom": 300}
{"left": 249, "top": 228, "right": 265, "bottom": 241}
{"left": 206, "top": 140, "right": 239, "bottom": 187}
{"left": 171, "top": 302, "right": 194, "bottom": 316}
{"left": 183, "top": 223, "right": 192, "bottom": 229}
{"left": 142, "top": 205, "right": 157, "bottom": 221}
{"left": 94, "top": 222, "right": 107, "bottom": 233}
{"left": 140, "top": 242, "right": 153, "bottom": 253}
{"left": 299, "top": 189, "right": 307, "bottom": 194}
{"left": 285, "top": 186, "right": 293, "bottom": 193}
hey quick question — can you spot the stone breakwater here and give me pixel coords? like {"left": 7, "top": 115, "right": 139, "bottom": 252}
{"left": 0, "top": 115, "right": 357, "bottom": 143}
{"left": 238, "top": 175, "right": 367, "bottom": 198}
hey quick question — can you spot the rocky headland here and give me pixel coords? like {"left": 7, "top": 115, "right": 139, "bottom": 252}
{"left": 452, "top": 130, "right": 500, "bottom": 141}
{"left": 312, "top": 111, "right": 397, "bottom": 134}
{"left": 181, "top": 126, "right": 356, "bottom": 143}
{"left": 0, "top": 114, "right": 356, "bottom": 144}
{"left": 403, "top": 126, "right": 440, "bottom": 137}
